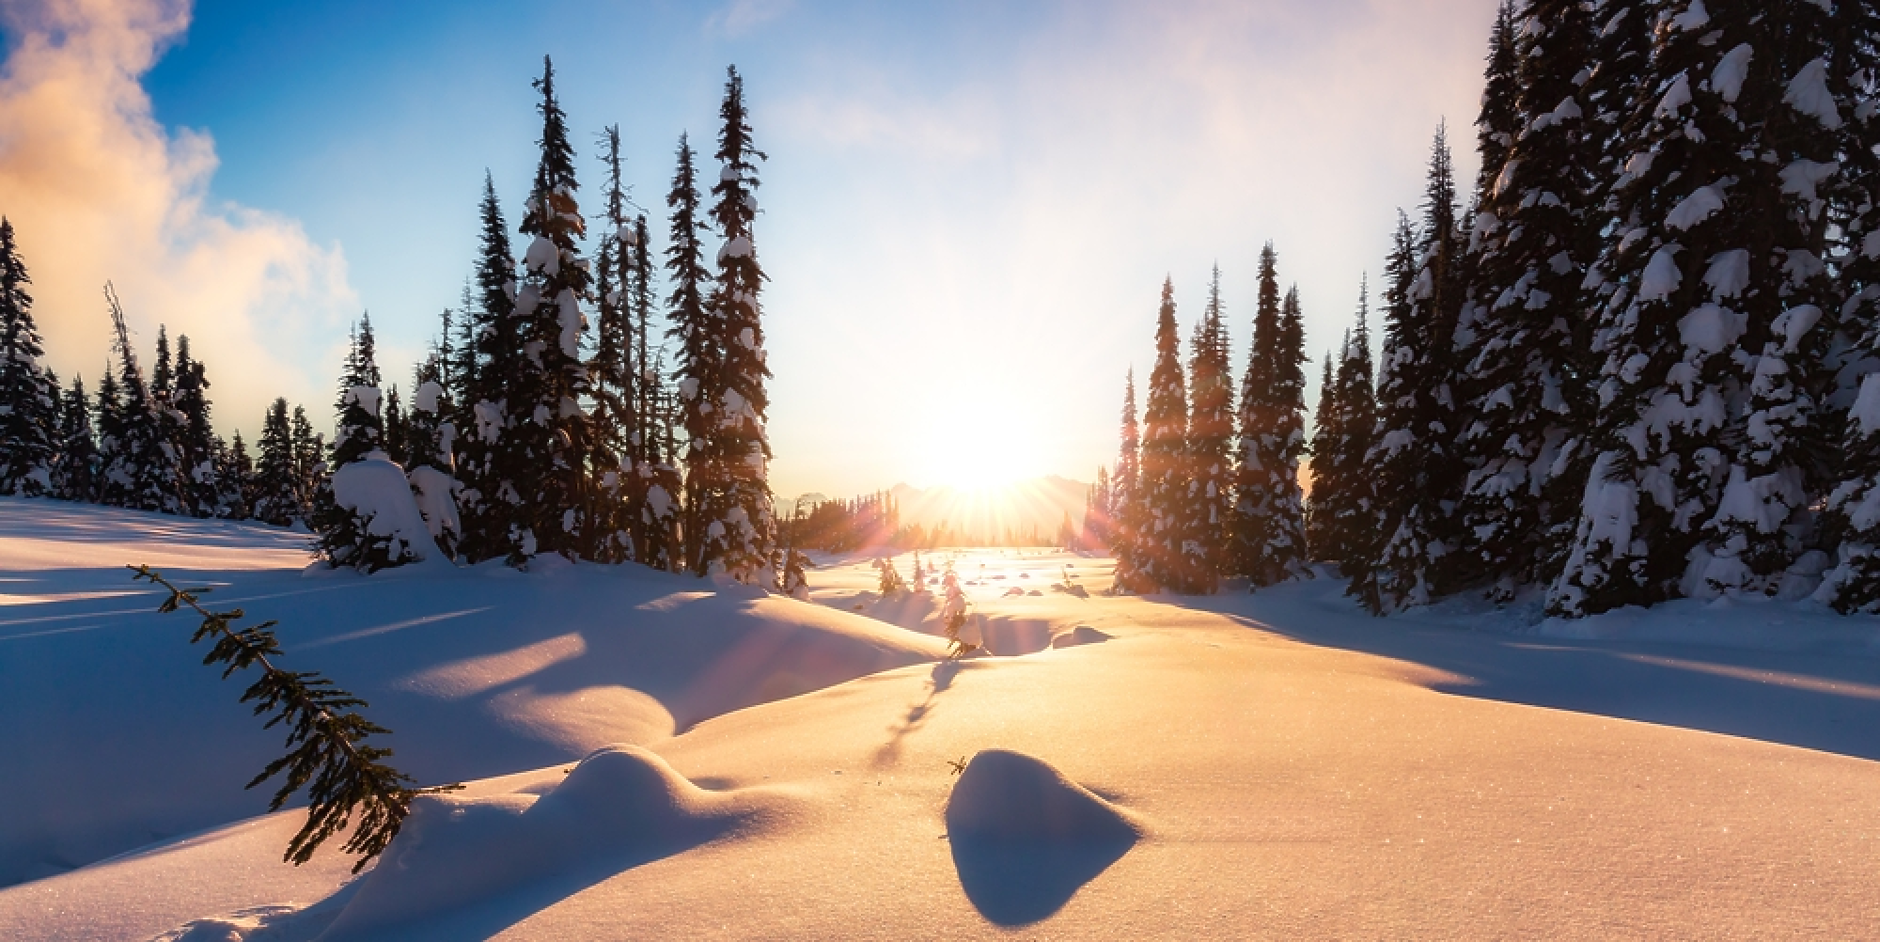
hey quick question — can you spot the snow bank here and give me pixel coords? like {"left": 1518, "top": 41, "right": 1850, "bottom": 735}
{"left": 945, "top": 749, "right": 1142, "bottom": 926}
{"left": 319, "top": 745, "right": 785, "bottom": 940}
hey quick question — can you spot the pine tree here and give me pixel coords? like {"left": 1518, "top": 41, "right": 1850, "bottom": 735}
{"left": 92, "top": 367, "right": 125, "bottom": 505}
{"left": 172, "top": 335, "right": 220, "bottom": 516}
{"left": 405, "top": 342, "right": 461, "bottom": 559}
{"left": 1183, "top": 266, "right": 1233, "bottom": 591}
{"left": 1139, "top": 278, "right": 1194, "bottom": 592}
{"left": 318, "top": 315, "right": 418, "bottom": 571}
{"left": 53, "top": 374, "right": 97, "bottom": 502}
{"left": 1110, "top": 369, "right": 1148, "bottom": 592}
{"left": 1452, "top": 0, "right": 1598, "bottom": 600}
{"left": 1306, "top": 351, "right": 1340, "bottom": 558}
{"left": 456, "top": 174, "right": 521, "bottom": 563}
{"left": 504, "top": 55, "right": 595, "bottom": 564}
{"left": 632, "top": 209, "right": 682, "bottom": 572}
{"left": 1233, "top": 245, "right": 1310, "bottom": 587}
{"left": 101, "top": 285, "right": 185, "bottom": 513}
{"left": 1355, "top": 149, "right": 1467, "bottom": 614}
{"left": 1552, "top": 0, "right": 1849, "bottom": 613}
{"left": 381, "top": 385, "right": 408, "bottom": 468}
{"left": 667, "top": 131, "right": 716, "bottom": 572}
{"left": 0, "top": 218, "right": 56, "bottom": 495}
{"left": 221, "top": 430, "right": 254, "bottom": 520}
{"left": 688, "top": 65, "right": 779, "bottom": 585}
{"left": 589, "top": 123, "right": 642, "bottom": 564}
{"left": 1814, "top": 2, "right": 1880, "bottom": 611}
{"left": 1318, "top": 284, "right": 1380, "bottom": 574}
{"left": 253, "top": 398, "right": 300, "bottom": 526}
{"left": 290, "top": 404, "right": 323, "bottom": 524}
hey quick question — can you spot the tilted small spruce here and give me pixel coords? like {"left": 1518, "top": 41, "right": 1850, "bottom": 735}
{"left": 129, "top": 564, "right": 459, "bottom": 871}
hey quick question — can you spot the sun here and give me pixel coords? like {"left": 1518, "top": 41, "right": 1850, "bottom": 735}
{"left": 913, "top": 411, "right": 1045, "bottom": 491}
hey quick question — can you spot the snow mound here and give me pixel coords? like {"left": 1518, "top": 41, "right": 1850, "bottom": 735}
{"left": 945, "top": 749, "right": 1142, "bottom": 926}
{"left": 320, "top": 745, "right": 778, "bottom": 940}
{"left": 1051, "top": 625, "right": 1112, "bottom": 648}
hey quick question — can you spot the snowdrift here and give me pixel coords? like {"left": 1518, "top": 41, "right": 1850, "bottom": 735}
{"left": 0, "top": 497, "right": 943, "bottom": 886}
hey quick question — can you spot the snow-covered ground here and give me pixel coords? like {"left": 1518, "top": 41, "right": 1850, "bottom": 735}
{"left": 5, "top": 498, "right": 1880, "bottom": 939}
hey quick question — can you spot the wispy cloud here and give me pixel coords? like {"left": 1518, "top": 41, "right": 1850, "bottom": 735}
{"left": 0, "top": 0, "right": 355, "bottom": 428}
{"left": 706, "top": 0, "right": 794, "bottom": 39}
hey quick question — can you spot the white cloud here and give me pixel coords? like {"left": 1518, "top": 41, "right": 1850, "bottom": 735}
{"left": 706, "top": 0, "right": 794, "bottom": 39}
{"left": 0, "top": 0, "right": 355, "bottom": 433}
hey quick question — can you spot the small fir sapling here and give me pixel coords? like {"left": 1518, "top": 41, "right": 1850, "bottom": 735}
{"left": 875, "top": 555, "right": 907, "bottom": 595}
{"left": 129, "top": 565, "right": 458, "bottom": 871}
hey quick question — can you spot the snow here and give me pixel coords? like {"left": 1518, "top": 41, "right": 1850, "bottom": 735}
{"left": 410, "top": 381, "right": 444, "bottom": 415}
{"left": 1655, "top": 73, "right": 1692, "bottom": 119}
{"left": 1854, "top": 373, "right": 1880, "bottom": 437}
{"left": 9, "top": 511, "right": 1880, "bottom": 938}
{"left": 522, "top": 236, "right": 559, "bottom": 276}
{"left": 1665, "top": 185, "right": 1723, "bottom": 231}
{"left": 1779, "top": 158, "right": 1838, "bottom": 212}
{"left": 1638, "top": 245, "right": 1683, "bottom": 303}
{"left": 557, "top": 289, "right": 583, "bottom": 360}
{"left": 717, "top": 236, "right": 753, "bottom": 264}
{"left": 344, "top": 385, "right": 381, "bottom": 418}
{"left": 1669, "top": 0, "right": 1708, "bottom": 31}
{"left": 1710, "top": 44, "right": 1752, "bottom": 103}
{"left": 1677, "top": 303, "right": 1745, "bottom": 356}
{"left": 406, "top": 465, "right": 459, "bottom": 543}
{"left": 1703, "top": 249, "right": 1750, "bottom": 299}
{"left": 1773, "top": 304, "right": 1821, "bottom": 353}
{"left": 1785, "top": 57, "right": 1843, "bottom": 129}
{"left": 332, "top": 451, "right": 443, "bottom": 565}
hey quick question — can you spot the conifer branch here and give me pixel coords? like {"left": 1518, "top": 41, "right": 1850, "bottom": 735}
{"left": 129, "top": 564, "right": 459, "bottom": 872}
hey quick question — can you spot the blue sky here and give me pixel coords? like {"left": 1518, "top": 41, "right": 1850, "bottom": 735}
{"left": 2, "top": 0, "right": 1497, "bottom": 496}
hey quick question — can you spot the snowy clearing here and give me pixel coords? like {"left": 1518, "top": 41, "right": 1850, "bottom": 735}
{"left": 4, "top": 499, "right": 1880, "bottom": 939}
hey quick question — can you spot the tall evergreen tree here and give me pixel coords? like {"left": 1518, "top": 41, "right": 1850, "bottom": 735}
{"left": 290, "top": 404, "right": 323, "bottom": 523}
{"left": 682, "top": 66, "right": 779, "bottom": 585}
{"left": 1814, "top": 2, "right": 1880, "bottom": 611}
{"left": 101, "top": 285, "right": 184, "bottom": 513}
{"left": 1110, "top": 369, "right": 1148, "bottom": 592}
{"left": 456, "top": 174, "right": 520, "bottom": 563}
{"left": 589, "top": 123, "right": 642, "bottom": 565}
{"left": 1317, "top": 284, "right": 1380, "bottom": 574}
{"left": 405, "top": 351, "right": 461, "bottom": 560}
{"left": 631, "top": 208, "right": 682, "bottom": 572}
{"left": 503, "top": 55, "right": 595, "bottom": 564}
{"left": 381, "top": 385, "right": 408, "bottom": 468}
{"left": 1306, "top": 350, "right": 1340, "bottom": 559}
{"left": 171, "top": 335, "right": 219, "bottom": 516}
{"left": 92, "top": 366, "right": 126, "bottom": 505}
{"left": 1234, "top": 245, "right": 1310, "bottom": 587}
{"left": 0, "top": 218, "right": 56, "bottom": 495}
{"left": 53, "top": 373, "right": 97, "bottom": 502}
{"left": 1355, "top": 153, "right": 1467, "bottom": 614}
{"left": 318, "top": 314, "right": 418, "bottom": 571}
{"left": 1183, "top": 265, "right": 1233, "bottom": 592}
{"left": 666, "top": 131, "right": 716, "bottom": 572}
{"left": 1552, "top": 0, "right": 1850, "bottom": 613}
{"left": 220, "top": 430, "right": 254, "bottom": 521}
{"left": 252, "top": 398, "right": 300, "bottom": 526}
{"left": 1139, "top": 278, "right": 1195, "bottom": 592}
{"left": 1453, "top": 0, "right": 1599, "bottom": 600}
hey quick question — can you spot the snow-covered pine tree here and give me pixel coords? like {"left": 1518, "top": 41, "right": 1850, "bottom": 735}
{"left": 1306, "top": 350, "right": 1340, "bottom": 559}
{"left": 694, "top": 65, "right": 778, "bottom": 586}
{"left": 252, "top": 398, "right": 299, "bottom": 526}
{"left": 0, "top": 217, "right": 56, "bottom": 496}
{"left": 1183, "top": 265, "right": 1233, "bottom": 593}
{"left": 171, "top": 335, "right": 220, "bottom": 517}
{"left": 220, "top": 430, "right": 254, "bottom": 520}
{"left": 588, "top": 124, "right": 642, "bottom": 565}
{"left": 1452, "top": 0, "right": 1598, "bottom": 600}
{"left": 92, "top": 367, "right": 125, "bottom": 505}
{"left": 456, "top": 174, "right": 520, "bottom": 564}
{"left": 1233, "top": 244, "right": 1312, "bottom": 587}
{"left": 1813, "top": 3, "right": 1880, "bottom": 612}
{"left": 1354, "top": 147, "right": 1468, "bottom": 615}
{"left": 101, "top": 285, "right": 184, "bottom": 513}
{"left": 631, "top": 208, "right": 682, "bottom": 572}
{"left": 1110, "top": 369, "right": 1149, "bottom": 592}
{"left": 381, "top": 385, "right": 408, "bottom": 467}
{"left": 1552, "top": 0, "right": 1849, "bottom": 613}
{"left": 1321, "top": 286, "right": 1380, "bottom": 574}
{"left": 1231, "top": 244, "right": 1283, "bottom": 578}
{"left": 53, "top": 374, "right": 97, "bottom": 502}
{"left": 1139, "top": 278, "right": 1195, "bottom": 592}
{"left": 503, "top": 55, "right": 595, "bottom": 565}
{"left": 290, "top": 404, "right": 324, "bottom": 523}
{"left": 666, "top": 132, "right": 717, "bottom": 572}
{"left": 405, "top": 363, "right": 461, "bottom": 560}
{"left": 318, "top": 315, "right": 422, "bottom": 572}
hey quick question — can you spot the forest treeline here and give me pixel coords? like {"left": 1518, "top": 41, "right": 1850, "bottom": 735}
{"left": 1089, "top": 0, "right": 1880, "bottom": 617}
{"left": 0, "top": 60, "right": 794, "bottom": 585}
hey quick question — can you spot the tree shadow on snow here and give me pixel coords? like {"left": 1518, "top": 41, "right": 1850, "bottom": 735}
{"left": 871, "top": 660, "right": 961, "bottom": 770}
{"left": 1189, "top": 595, "right": 1880, "bottom": 763}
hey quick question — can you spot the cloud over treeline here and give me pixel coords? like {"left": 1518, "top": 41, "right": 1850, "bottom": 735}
{"left": 0, "top": 0, "right": 354, "bottom": 430}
